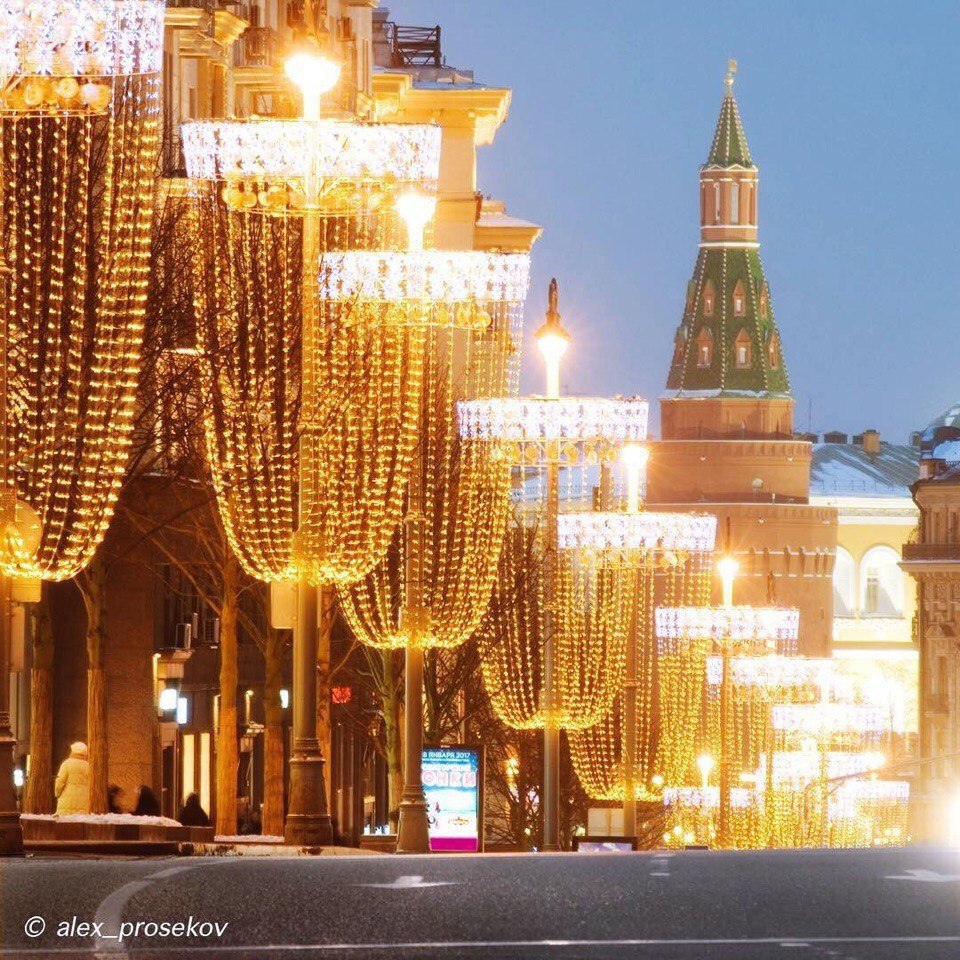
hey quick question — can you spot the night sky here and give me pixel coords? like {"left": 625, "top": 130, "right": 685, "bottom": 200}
{"left": 393, "top": 0, "right": 959, "bottom": 442}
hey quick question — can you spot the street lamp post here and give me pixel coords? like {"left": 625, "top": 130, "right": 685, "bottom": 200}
{"left": 619, "top": 444, "right": 649, "bottom": 840}
{"left": 284, "top": 46, "right": 340, "bottom": 848}
{"left": 395, "top": 190, "right": 437, "bottom": 856}
{"left": 536, "top": 279, "right": 570, "bottom": 853}
{"left": 716, "top": 555, "right": 738, "bottom": 848}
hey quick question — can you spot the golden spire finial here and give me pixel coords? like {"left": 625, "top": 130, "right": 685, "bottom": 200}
{"left": 725, "top": 59, "right": 738, "bottom": 92}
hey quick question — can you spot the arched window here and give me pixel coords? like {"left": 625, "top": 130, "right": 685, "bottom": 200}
{"left": 732, "top": 280, "right": 746, "bottom": 316}
{"left": 696, "top": 328, "right": 713, "bottom": 367}
{"left": 833, "top": 546, "right": 855, "bottom": 617}
{"left": 735, "top": 328, "right": 751, "bottom": 368}
{"left": 759, "top": 283, "right": 769, "bottom": 317}
{"left": 730, "top": 181, "right": 740, "bottom": 224}
{"left": 713, "top": 182, "right": 721, "bottom": 223}
{"left": 702, "top": 279, "right": 715, "bottom": 316}
{"left": 859, "top": 545, "right": 904, "bottom": 617}
{"left": 672, "top": 332, "right": 685, "bottom": 366}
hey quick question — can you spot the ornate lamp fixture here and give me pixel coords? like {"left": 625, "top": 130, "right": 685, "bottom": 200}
{"left": 458, "top": 279, "right": 648, "bottom": 851}
{"left": 0, "top": 0, "right": 163, "bottom": 580}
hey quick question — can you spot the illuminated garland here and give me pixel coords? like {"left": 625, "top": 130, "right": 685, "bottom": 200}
{"left": 569, "top": 551, "right": 713, "bottom": 800}
{"left": 184, "top": 114, "right": 445, "bottom": 583}
{"left": 182, "top": 120, "right": 441, "bottom": 185}
{"left": 1, "top": 0, "right": 162, "bottom": 579}
{"left": 339, "top": 314, "right": 522, "bottom": 649}
{"left": 476, "top": 514, "right": 630, "bottom": 730}
{"left": 458, "top": 396, "right": 648, "bottom": 444}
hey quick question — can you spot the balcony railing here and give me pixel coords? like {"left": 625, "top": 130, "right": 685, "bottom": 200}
{"left": 384, "top": 22, "right": 442, "bottom": 68}
{"left": 239, "top": 25, "right": 278, "bottom": 68}
{"left": 902, "top": 543, "right": 960, "bottom": 561}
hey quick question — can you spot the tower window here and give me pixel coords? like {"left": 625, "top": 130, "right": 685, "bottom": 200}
{"left": 730, "top": 181, "right": 740, "bottom": 225}
{"left": 696, "top": 328, "right": 713, "bottom": 367}
{"left": 768, "top": 333, "right": 779, "bottom": 370}
{"left": 759, "top": 284, "right": 769, "bottom": 317}
{"left": 714, "top": 182, "right": 721, "bottom": 223}
{"left": 732, "top": 280, "right": 746, "bottom": 316}
{"left": 702, "top": 279, "right": 715, "bottom": 316}
{"left": 735, "top": 329, "right": 751, "bottom": 368}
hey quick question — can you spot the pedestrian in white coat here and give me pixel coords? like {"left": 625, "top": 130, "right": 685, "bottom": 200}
{"left": 54, "top": 741, "right": 90, "bottom": 816}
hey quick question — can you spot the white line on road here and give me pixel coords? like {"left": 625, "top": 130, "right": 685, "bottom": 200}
{"left": 93, "top": 863, "right": 208, "bottom": 959}
{"left": 7, "top": 934, "right": 957, "bottom": 956}
{"left": 356, "top": 874, "right": 458, "bottom": 889}
{"left": 883, "top": 868, "right": 960, "bottom": 882}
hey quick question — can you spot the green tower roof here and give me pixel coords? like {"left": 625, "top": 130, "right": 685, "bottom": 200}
{"left": 665, "top": 75, "right": 790, "bottom": 400}
{"left": 706, "top": 79, "right": 754, "bottom": 168}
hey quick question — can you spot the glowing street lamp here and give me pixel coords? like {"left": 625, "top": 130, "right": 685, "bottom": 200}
{"left": 395, "top": 191, "right": 437, "bottom": 252}
{"left": 535, "top": 283, "right": 571, "bottom": 400}
{"left": 284, "top": 49, "right": 341, "bottom": 122}
{"left": 620, "top": 444, "right": 649, "bottom": 516}
{"left": 697, "top": 753, "right": 715, "bottom": 791}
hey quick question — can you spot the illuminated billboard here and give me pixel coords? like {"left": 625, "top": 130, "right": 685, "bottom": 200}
{"left": 422, "top": 746, "right": 481, "bottom": 852}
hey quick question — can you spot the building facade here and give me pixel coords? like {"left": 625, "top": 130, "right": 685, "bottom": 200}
{"left": 646, "top": 71, "right": 837, "bottom": 654}
{"left": 902, "top": 407, "right": 960, "bottom": 842}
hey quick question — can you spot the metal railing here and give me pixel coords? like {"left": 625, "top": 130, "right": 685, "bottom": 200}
{"left": 384, "top": 22, "right": 442, "bottom": 67}
{"left": 239, "top": 25, "right": 279, "bottom": 68}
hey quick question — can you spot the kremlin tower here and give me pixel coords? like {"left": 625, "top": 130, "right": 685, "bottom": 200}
{"left": 647, "top": 66, "right": 837, "bottom": 655}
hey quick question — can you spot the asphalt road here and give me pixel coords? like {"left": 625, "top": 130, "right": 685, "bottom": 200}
{"left": 2, "top": 846, "right": 960, "bottom": 959}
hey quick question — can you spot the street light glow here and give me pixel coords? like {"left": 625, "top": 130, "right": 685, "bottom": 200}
{"left": 697, "top": 753, "right": 715, "bottom": 789}
{"left": 285, "top": 50, "right": 341, "bottom": 120}
{"left": 394, "top": 190, "right": 437, "bottom": 252}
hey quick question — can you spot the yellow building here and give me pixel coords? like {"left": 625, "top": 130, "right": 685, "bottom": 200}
{"left": 809, "top": 428, "right": 919, "bottom": 747}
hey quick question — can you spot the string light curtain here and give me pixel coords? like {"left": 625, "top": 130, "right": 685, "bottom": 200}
{"left": 339, "top": 264, "right": 530, "bottom": 649}
{"left": 459, "top": 404, "right": 649, "bottom": 732}
{"left": 569, "top": 548, "right": 713, "bottom": 801}
{"left": 182, "top": 120, "right": 442, "bottom": 583}
{"left": 0, "top": 0, "right": 163, "bottom": 579}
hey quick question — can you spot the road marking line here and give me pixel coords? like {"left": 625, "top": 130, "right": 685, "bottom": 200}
{"left": 883, "top": 868, "right": 960, "bottom": 882}
{"left": 356, "top": 874, "right": 458, "bottom": 889}
{"left": 93, "top": 863, "right": 209, "bottom": 958}
{"left": 3, "top": 934, "right": 952, "bottom": 956}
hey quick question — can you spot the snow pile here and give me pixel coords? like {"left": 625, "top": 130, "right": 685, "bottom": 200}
{"left": 22, "top": 812, "right": 183, "bottom": 828}
{"left": 214, "top": 834, "right": 285, "bottom": 843}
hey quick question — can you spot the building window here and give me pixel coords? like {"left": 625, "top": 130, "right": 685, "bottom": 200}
{"left": 696, "top": 328, "right": 713, "bottom": 367}
{"left": 833, "top": 547, "right": 855, "bottom": 616}
{"left": 735, "top": 329, "right": 751, "bottom": 368}
{"left": 859, "top": 545, "right": 904, "bottom": 617}
{"left": 730, "top": 181, "right": 740, "bottom": 224}
{"left": 702, "top": 279, "right": 715, "bottom": 316}
{"left": 732, "top": 280, "right": 746, "bottom": 316}
{"left": 713, "top": 182, "right": 721, "bottom": 223}
{"left": 768, "top": 332, "right": 779, "bottom": 370}
{"left": 759, "top": 284, "right": 769, "bottom": 317}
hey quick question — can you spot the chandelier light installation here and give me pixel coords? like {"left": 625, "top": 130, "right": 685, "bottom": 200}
{"left": 460, "top": 280, "right": 648, "bottom": 850}
{"left": 183, "top": 107, "right": 442, "bottom": 584}
{"left": 565, "top": 454, "right": 717, "bottom": 837}
{"left": 0, "top": 0, "right": 163, "bottom": 580}
{"left": 184, "top": 45, "right": 447, "bottom": 845}
{"left": 338, "top": 195, "right": 531, "bottom": 853}
{"left": 655, "top": 557, "right": 800, "bottom": 847}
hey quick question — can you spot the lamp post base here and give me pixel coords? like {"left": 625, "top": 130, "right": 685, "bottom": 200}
{"left": 284, "top": 750, "right": 333, "bottom": 847}
{"left": 396, "top": 795, "right": 430, "bottom": 854}
{"left": 0, "top": 733, "right": 23, "bottom": 857}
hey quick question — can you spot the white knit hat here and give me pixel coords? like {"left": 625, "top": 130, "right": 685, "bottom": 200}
{"left": 70, "top": 741, "right": 88, "bottom": 757}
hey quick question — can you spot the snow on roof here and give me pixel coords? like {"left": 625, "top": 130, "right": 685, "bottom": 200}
{"left": 810, "top": 442, "right": 918, "bottom": 498}
{"left": 932, "top": 440, "right": 960, "bottom": 463}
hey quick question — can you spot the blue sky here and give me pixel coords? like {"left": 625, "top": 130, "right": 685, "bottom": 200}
{"left": 393, "top": 0, "right": 959, "bottom": 442}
